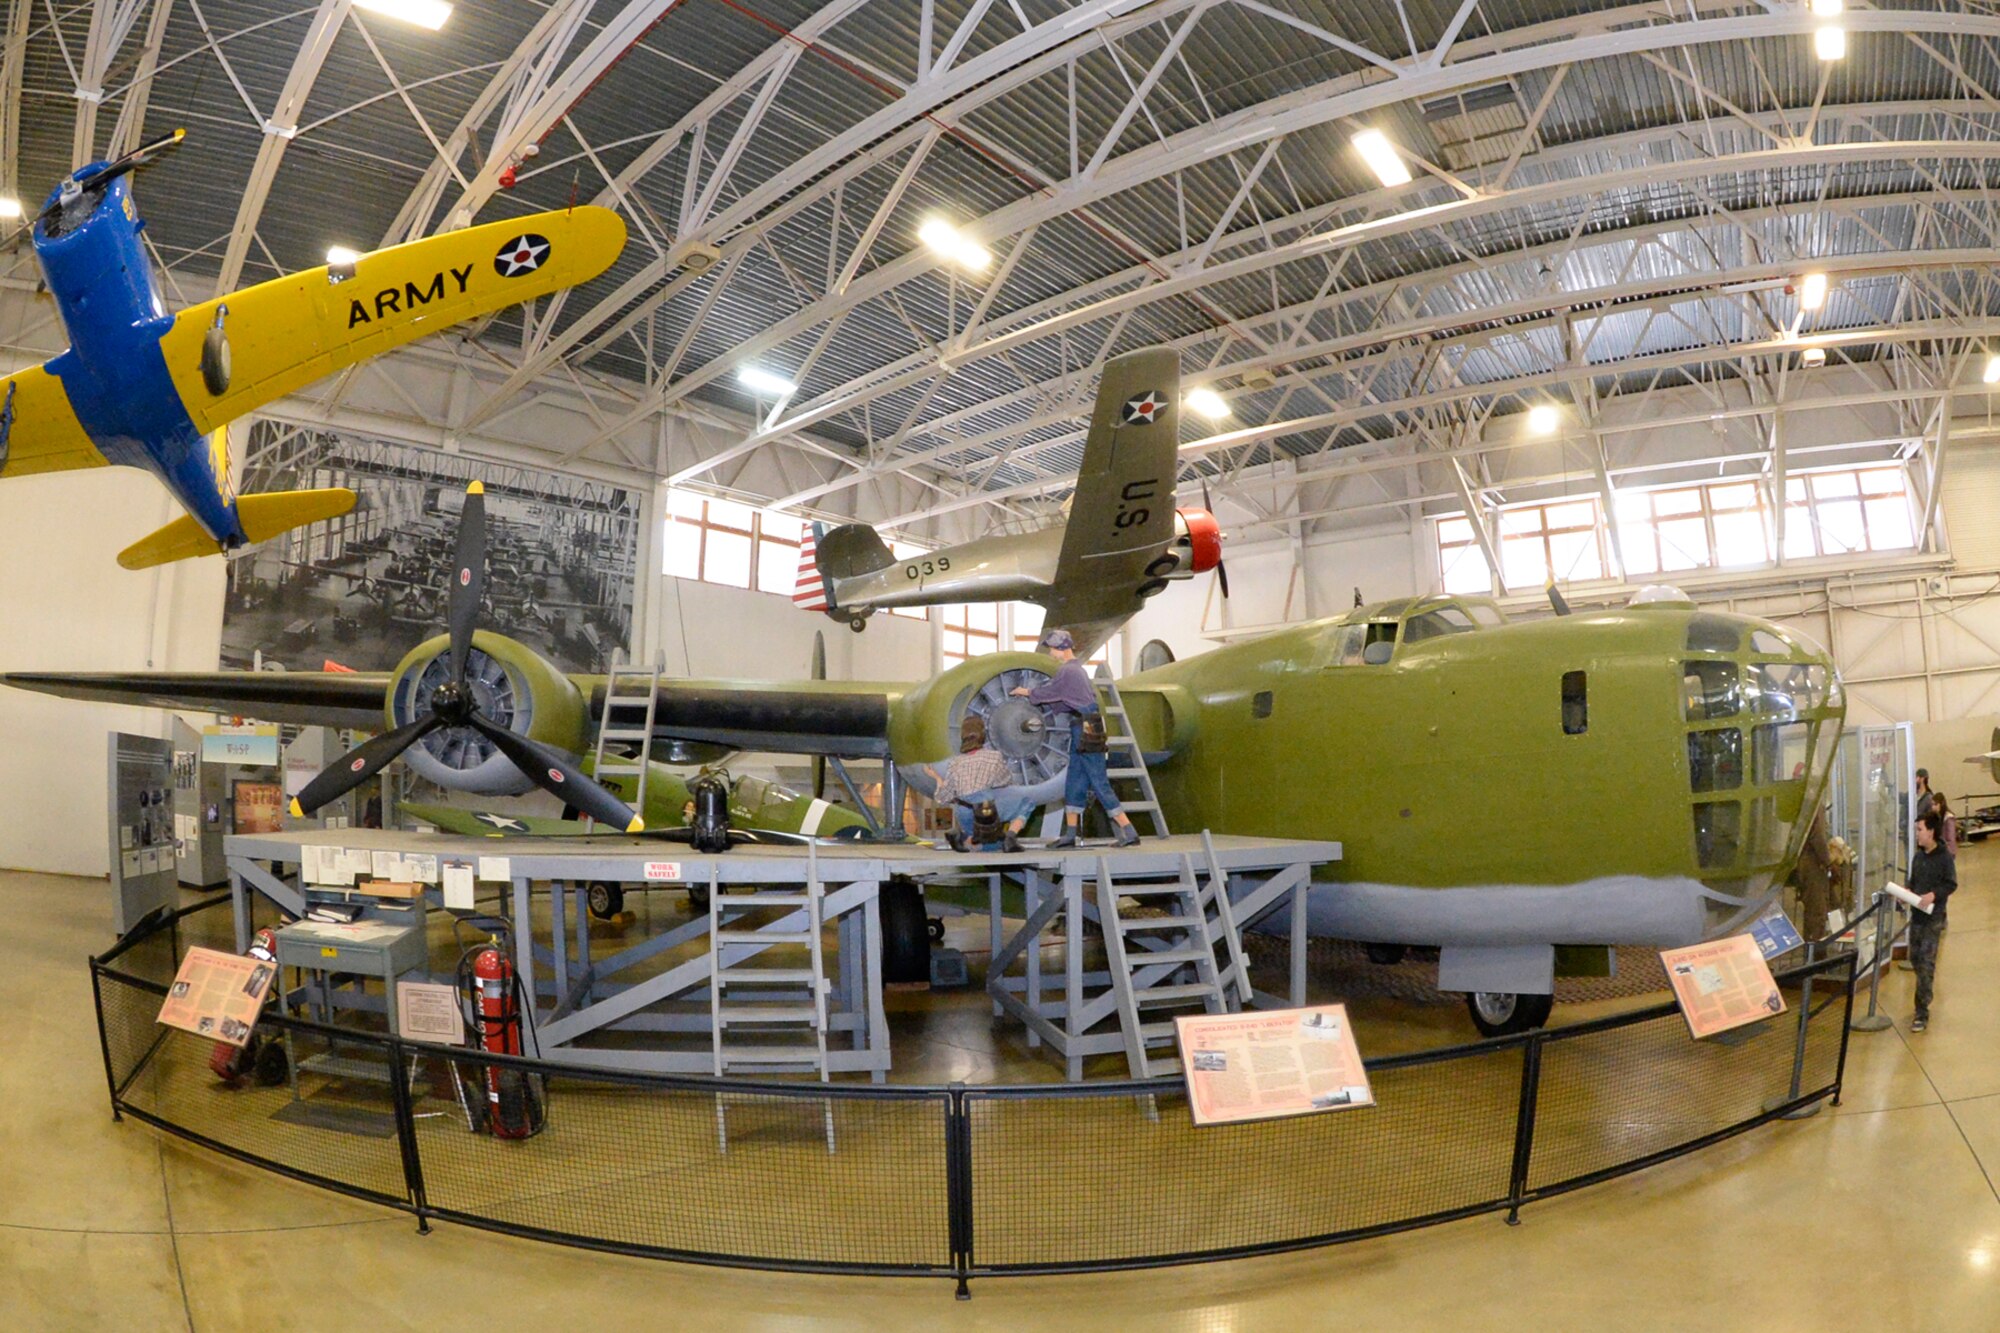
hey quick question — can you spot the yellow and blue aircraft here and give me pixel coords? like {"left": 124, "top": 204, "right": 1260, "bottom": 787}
{"left": 1, "top": 132, "right": 626, "bottom": 569}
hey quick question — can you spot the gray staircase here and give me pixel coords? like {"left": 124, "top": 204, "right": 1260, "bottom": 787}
{"left": 1092, "top": 663, "right": 1170, "bottom": 839}
{"left": 1093, "top": 839, "right": 1251, "bottom": 1078}
{"left": 708, "top": 852, "right": 835, "bottom": 1152}
{"left": 589, "top": 659, "right": 662, "bottom": 822}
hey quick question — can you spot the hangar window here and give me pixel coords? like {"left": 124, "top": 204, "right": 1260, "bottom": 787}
{"left": 663, "top": 491, "right": 802, "bottom": 596}
{"left": 1013, "top": 602, "right": 1118, "bottom": 668}
{"left": 1783, "top": 466, "right": 1917, "bottom": 559}
{"left": 1434, "top": 500, "right": 1607, "bottom": 596}
{"left": 1562, "top": 671, "right": 1587, "bottom": 734}
{"left": 942, "top": 602, "right": 1000, "bottom": 664}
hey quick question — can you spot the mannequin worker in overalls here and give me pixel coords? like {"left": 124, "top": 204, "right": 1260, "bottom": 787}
{"left": 1011, "top": 629, "right": 1141, "bottom": 848}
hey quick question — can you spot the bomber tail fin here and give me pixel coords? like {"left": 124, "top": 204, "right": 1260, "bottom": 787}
{"left": 815, "top": 522, "right": 895, "bottom": 582}
{"left": 118, "top": 487, "right": 357, "bottom": 570}
{"left": 793, "top": 521, "right": 832, "bottom": 612}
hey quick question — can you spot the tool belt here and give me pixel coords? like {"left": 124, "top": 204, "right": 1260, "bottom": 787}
{"left": 1077, "top": 711, "right": 1108, "bottom": 754}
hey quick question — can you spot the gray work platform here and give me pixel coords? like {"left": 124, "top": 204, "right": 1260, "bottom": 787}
{"left": 223, "top": 828, "right": 1341, "bottom": 1080}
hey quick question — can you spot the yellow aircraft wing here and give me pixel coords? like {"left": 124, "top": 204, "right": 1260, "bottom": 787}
{"left": 156, "top": 206, "right": 627, "bottom": 434}
{"left": 0, "top": 362, "right": 109, "bottom": 479}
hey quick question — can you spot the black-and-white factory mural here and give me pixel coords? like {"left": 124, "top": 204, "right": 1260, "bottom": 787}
{"left": 222, "top": 421, "right": 638, "bottom": 674}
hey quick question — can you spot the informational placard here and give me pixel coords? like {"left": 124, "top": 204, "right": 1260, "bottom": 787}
{"left": 158, "top": 947, "right": 276, "bottom": 1046}
{"left": 1748, "top": 904, "right": 1805, "bottom": 960}
{"left": 396, "top": 981, "right": 466, "bottom": 1046}
{"left": 233, "top": 780, "right": 284, "bottom": 834}
{"left": 1660, "top": 934, "right": 1787, "bottom": 1040}
{"left": 1176, "top": 1004, "right": 1374, "bottom": 1127}
{"left": 476, "top": 856, "right": 513, "bottom": 883}
{"left": 643, "top": 861, "right": 683, "bottom": 881}
{"left": 203, "top": 724, "right": 281, "bottom": 766}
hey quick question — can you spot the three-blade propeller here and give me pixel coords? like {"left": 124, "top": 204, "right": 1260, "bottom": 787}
{"left": 15, "top": 129, "right": 185, "bottom": 242}
{"left": 290, "top": 481, "right": 645, "bottom": 834}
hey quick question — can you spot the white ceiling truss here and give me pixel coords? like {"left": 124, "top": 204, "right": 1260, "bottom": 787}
{"left": 12, "top": 1, "right": 2000, "bottom": 548}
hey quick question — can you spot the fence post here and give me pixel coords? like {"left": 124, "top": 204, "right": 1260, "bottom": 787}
{"left": 90, "top": 964, "right": 122, "bottom": 1123}
{"left": 1851, "top": 893, "right": 1894, "bottom": 1032}
{"left": 385, "top": 1038, "right": 431, "bottom": 1235}
{"left": 1505, "top": 1035, "right": 1543, "bottom": 1226}
{"left": 1766, "top": 964, "right": 1821, "bottom": 1119}
{"left": 1832, "top": 951, "right": 1857, "bottom": 1106}
{"left": 946, "top": 1084, "right": 973, "bottom": 1299}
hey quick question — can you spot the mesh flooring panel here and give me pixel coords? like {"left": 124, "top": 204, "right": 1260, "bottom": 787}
{"left": 1527, "top": 971, "right": 1845, "bottom": 1194}
{"left": 965, "top": 1045, "right": 1523, "bottom": 1269}
{"left": 104, "top": 983, "right": 411, "bottom": 1205}
{"left": 416, "top": 1050, "right": 952, "bottom": 1269}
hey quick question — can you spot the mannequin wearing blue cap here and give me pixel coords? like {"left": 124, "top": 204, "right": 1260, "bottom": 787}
{"left": 1010, "top": 630, "right": 1140, "bottom": 847}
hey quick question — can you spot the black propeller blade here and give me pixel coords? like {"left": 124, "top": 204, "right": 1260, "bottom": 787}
{"left": 1547, "top": 582, "right": 1573, "bottom": 616}
{"left": 291, "top": 479, "right": 645, "bottom": 835}
{"left": 22, "top": 128, "right": 185, "bottom": 237}
{"left": 468, "top": 715, "right": 643, "bottom": 833}
{"left": 1201, "top": 478, "right": 1231, "bottom": 600}
{"left": 289, "top": 715, "right": 442, "bottom": 818}
{"left": 448, "top": 481, "right": 486, "bottom": 683}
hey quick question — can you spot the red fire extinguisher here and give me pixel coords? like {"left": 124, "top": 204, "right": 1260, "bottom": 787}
{"left": 470, "top": 943, "right": 541, "bottom": 1138}
{"left": 209, "top": 928, "right": 284, "bottom": 1086}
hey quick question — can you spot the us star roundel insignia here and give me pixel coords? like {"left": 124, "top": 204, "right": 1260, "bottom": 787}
{"left": 1121, "top": 391, "right": 1166, "bottom": 424}
{"left": 494, "top": 233, "right": 551, "bottom": 277}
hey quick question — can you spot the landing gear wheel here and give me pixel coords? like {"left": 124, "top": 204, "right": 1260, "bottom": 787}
{"left": 252, "top": 1036, "right": 289, "bottom": 1087}
{"left": 201, "top": 324, "right": 231, "bottom": 396}
{"left": 686, "top": 883, "right": 710, "bottom": 915}
{"left": 880, "top": 878, "right": 930, "bottom": 983}
{"left": 586, "top": 881, "right": 624, "bottom": 919}
{"left": 1364, "top": 942, "right": 1407, "bottom": 966}
{"left": 1465, "top": 990, "right": 1553, "bottom": 1038}
{"left": 847, "top": 614, "right": 868, "bottom": 632}
{"left": 927, "top": 916, "right": 946, "bottom": 943}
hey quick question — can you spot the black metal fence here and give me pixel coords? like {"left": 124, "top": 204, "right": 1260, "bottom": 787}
{"left": 91, "top": 898, "right": 1854, "bottom": 1295}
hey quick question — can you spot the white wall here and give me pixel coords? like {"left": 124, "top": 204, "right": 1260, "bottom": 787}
{"left": 645, "top": 574, "right": 933, "bottom": 682}
{"left": 0, "top": 469, "right": 225, "bottom": 874}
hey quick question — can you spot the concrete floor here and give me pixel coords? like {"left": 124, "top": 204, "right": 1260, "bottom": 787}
{"left": 6, "top": 852, "right": 2000, "bottom": 1329}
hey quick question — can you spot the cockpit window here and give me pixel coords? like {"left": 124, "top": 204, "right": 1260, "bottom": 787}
{"left": 1465, "top": 603, "right": 1505, "bottom": 627}
{"left": 1750, "top": 663, "right": 1828, "bottom": 717}
{"left": 1403, "top": 607, "right": 1477, "bottom": 644}
{"left": 1683, "top": 661, "right": 1740, "bottom": 720}
{"left": 1686, "top": 615, "right": 1742, "bottom": 653}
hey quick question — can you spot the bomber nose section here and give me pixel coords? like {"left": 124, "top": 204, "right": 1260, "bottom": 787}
{"left": 1678, "top": 611, "right": 1845, "bottom": 936}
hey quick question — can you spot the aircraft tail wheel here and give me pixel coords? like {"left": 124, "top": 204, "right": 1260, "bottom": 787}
{"left": 1466, "top": 990, "right": 1553, "bottom": 1038}
{"left": 880, "top": 878, "right": 930, "bottom": 983}
{"left": 201, "top": 323, "right": 231, "bottom": 396}
{"left": 847, "top": 614, "right": 868, "bottom": 632}
{"left": 586, "top": 881, "right": 625, "bottom": 919}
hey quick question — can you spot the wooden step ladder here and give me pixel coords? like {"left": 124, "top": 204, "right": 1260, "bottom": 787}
{"left": 708, "top": 848, "right": 834, "bottom": 1152}
{"left": 1093, "top": 663, "right": 1170, "bottom": 839}
{"left": 589, "top": 658, "right": 661, "bottom": 822}
{"left": 1093, "top": 837, "right": 1250, "bottom": 1078}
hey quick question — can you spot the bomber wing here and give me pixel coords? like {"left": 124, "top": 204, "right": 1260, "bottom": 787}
{"left": 1043, "top": 347, "right": 1182, "bottom": 651}
{"left": 5, "top": 668, "right": 903, "bottom": 758}
{"left": 155, "top": 207, "right": 626, "bottom": 434}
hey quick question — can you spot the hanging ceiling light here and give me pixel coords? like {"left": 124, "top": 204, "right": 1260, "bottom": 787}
{"left": 1350, "top": 129, "right": 1413, "bottom": 188}
{"left": 0, "top": 196, "right": 20, "bottom": 220}
{"left": 1983, "top": 352, "right": 2000, "bottom": 385}
{"left": 1801, "top": 345, "right": 1826, "bottom": 367}
{"left": 1184, "top": 387, "right": 1230, "bottom": 420}
{"left": 1814, "top": 24, "right": 1846, "bottom": 61}
{"left": 738, "top": 366, "right": 797, "bottom": 396}
{"left": 1526, "top": 404, "right": 1561, "bottom": 435}
{"left": 917, "top": 217, "right": 992, "bottom": 273}
{"left": 1798, "top": 271, "right": 1829, "bottom": 310}
{"left": 354, "top": 0, "right": 452, "bottom": 30}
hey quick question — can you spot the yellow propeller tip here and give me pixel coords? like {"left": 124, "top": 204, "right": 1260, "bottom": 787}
{"left": 173, "top": 128, "right": 186, "bottom": 140}
{"left": 287, "top": 799, "right": 304, "bottom": 819}
{"left": 467, "top": 480, "right": 485, "bottom": 495}
{"left": 626, "top": 817, "right": 646, "bottom": 835}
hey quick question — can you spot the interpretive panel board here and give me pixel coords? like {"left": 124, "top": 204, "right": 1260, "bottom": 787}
{"left": 1660, "top": 934, "right": 1786, "bottom": 1040}
{"left": 1176, "top": 1004, "right": 1373, "bottom": 1127}
{"left": 158, "top": 946, "right": 276, "bottom": 1046}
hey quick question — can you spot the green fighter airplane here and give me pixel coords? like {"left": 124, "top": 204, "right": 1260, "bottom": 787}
{"left": 1, "top": 355, "right": 1844, "bottom": 1036}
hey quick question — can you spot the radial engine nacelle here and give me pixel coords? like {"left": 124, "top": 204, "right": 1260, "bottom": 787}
{"left": 386, "top": 630, "right": 588, "bottom": 795}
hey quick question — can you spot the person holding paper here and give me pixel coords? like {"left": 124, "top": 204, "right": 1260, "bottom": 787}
{"left": 1907, "top": 809, "right": 1957, "bottom": 1033}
